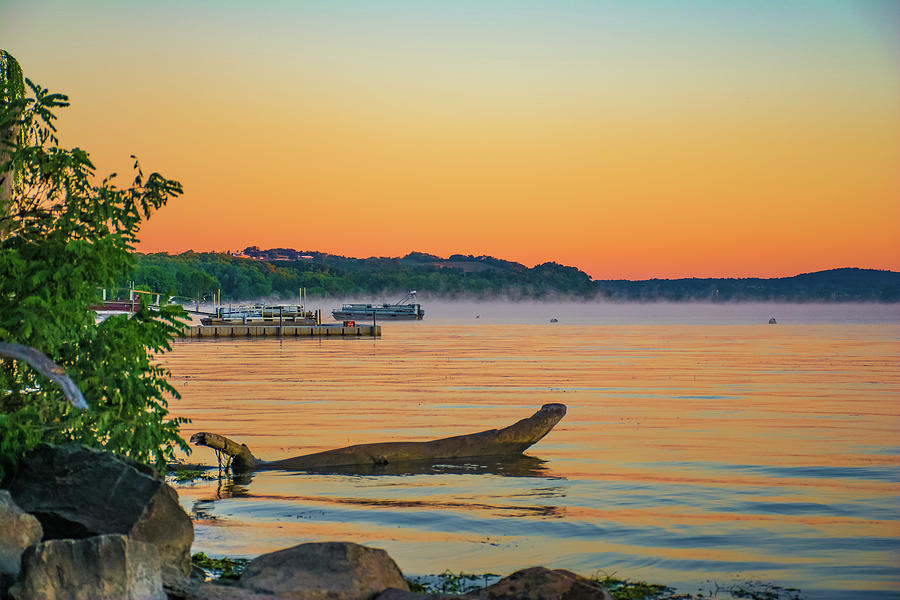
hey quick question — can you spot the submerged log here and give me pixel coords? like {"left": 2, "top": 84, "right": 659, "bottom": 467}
{"left": 190, "top": 403, "right": 566, "bottom": 473}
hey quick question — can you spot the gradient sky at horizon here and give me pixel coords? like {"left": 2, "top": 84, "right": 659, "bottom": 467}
{"left": 2, "top": 0, "right": 898, "bottom": 279}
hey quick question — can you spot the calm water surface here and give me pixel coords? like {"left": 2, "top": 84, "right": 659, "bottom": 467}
{"left": 161, "top": 303, "right": 900, "bottom": 599}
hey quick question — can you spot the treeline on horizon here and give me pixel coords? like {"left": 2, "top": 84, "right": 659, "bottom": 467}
{"left": 125, "top": 247, "right": 900, "bottom": 303}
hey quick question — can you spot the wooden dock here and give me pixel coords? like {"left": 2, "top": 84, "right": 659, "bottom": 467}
{"left": 180, "top": 324, "right": 380, "bottom": 338}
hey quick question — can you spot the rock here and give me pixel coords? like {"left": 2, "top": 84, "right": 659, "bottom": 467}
{"left": 6, "top": 444, "right": 193, "bottom": 584}
{"left": 473, "top": 567, "right": 612, "bottom": 600}
{"left": 8, "top": 533, "right": 165, "bottom": 600}
{"left": 0, "top": 491, "right": 42, "bottom": 595}
{"left": 185, "top": 585, "right": 285, "bottom": 600}
{"left": 373, "top": 589, "right": 425, "bottom": 600}
{"left": 166, "top": 579, "right": 285, "bottom": 600}
{"left": 374, "top": 588, "right": 456, "bottom": 600}
{"left": 190, "top": 563, "right": 209, "bottom": 581}
{"left": 238, "top": 541, "right": 409, "bottom": 600}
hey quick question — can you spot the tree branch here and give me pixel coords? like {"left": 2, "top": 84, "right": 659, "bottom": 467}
{"left": 0, "top": 342, "right": 88, "bottom": 409}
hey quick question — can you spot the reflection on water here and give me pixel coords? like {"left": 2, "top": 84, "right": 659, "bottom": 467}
{"left": 161, "top": 303, "right": 900, "bottom": 599}
{"left": 276, "top": 455, "right": 554, "bottom": 478}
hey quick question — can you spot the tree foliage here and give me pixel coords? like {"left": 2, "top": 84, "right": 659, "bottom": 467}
{"left": 1, "top": 50, "right": 26, "bottom": 237}
{"left": 0, "top": 51, "right": 24, "bottom": 105}
{"left": 128, "top": 248, "right": 899, "bottom": 304}
{"left": 130, "top": 250, "right": 598, "bottom": 301}
{"left": 0, "top": 68, "right": 188, "bottom": 482}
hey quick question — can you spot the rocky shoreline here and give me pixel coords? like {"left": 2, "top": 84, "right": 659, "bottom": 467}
{"left": 1, "top": 444, "right": 613, "bottom": 600}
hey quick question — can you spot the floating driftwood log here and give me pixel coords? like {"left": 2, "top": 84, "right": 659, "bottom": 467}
{"left": 190, "top": 403, "right": 566, "bottom": 473}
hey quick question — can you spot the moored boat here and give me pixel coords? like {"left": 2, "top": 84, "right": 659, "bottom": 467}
{"left": 332, "top": 291, "right": 424, "bottom": 321}
{"left": 200, "top": 304, "right": 318, "bottom": 325}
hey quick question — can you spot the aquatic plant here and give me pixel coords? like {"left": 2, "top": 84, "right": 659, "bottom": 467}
{"left": 589, "top": 573, "right": 808, "bottom": 600}
{"left": 591, "top": 574, "right": 675, "bottom": 599}
{"left": 168, "top": 468, "right": 218, "bottom": 483}
{"left": 406, "top": 571, "right": 501, "bottom": 595}
{"left": 191, "top": 552, "right": 250, "bottom": 581}
{"left": 405, "top": 570, "right": 807, "bottom": 599}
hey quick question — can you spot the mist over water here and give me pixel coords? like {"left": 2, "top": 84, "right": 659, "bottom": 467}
{"left": 164, "top": 303, "right": 900, "bottom": 599}
{"left": 211, "top": 297, "right": 900, "bottom": 326}
{"left": 383, "top": 300, "right": 900, "bottom": 326}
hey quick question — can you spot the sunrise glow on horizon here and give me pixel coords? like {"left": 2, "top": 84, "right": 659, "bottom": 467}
{"left": 2, "top": 1, "right": 898, "bottom": 280}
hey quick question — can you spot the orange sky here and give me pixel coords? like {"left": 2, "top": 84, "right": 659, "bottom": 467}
{"left": 2, "top": 1, "right": 898, "bottom": 279}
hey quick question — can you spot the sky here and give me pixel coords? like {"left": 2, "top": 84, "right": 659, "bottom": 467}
{"left": 2, "top": 0, "right": 898, "bottom": 279}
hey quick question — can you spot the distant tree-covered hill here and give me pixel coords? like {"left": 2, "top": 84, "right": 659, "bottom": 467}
{"left": 126, "top": 248, "right": 900, "bottom": 303}
{"left": 594, "top": 268, "right": 900, "bottom": 302}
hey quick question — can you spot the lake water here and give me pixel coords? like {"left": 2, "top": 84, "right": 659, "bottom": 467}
{"left": 162, "top": 302, "right": 900, "bottom": 599}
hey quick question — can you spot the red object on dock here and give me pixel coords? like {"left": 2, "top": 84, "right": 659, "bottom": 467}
{"left": 90, "top": 300, "right": 138, "bottom": 312}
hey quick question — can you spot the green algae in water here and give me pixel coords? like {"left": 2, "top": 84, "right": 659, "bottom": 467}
{"left": 168, "top": 468, "right": 218, "bottom": 483}
{"left": 405, "top": 571, "right": 806, "bottom": 600}
{"left": 191, "top": 552, "right": 250, "bottom": 581}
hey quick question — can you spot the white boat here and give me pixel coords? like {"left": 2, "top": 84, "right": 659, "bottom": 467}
{"left": 201, "top": 304, "right": 317, "bottom": 325}
{"left": 332, "top": 291, "right": 424, "bottom": 321}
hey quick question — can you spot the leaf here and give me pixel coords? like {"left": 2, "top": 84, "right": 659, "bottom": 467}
{"left": 1, "top": 73, "right": 186, "bottom": 477}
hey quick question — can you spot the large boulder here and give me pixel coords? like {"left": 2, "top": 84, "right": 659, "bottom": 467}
{"left": 238, "top": 541, "right": 409, "bottom": 600}
{"left": 473, "top": 567, "right": 612, "bottom": 600}
{"left": 374, "top": 589, "right": 456, "bottom": 600}
{"left": 0, "top": 491, "right": 42, "bottom": 595}
{"left": 166, "top": 579, "right": 285, "bottom": 600}
{"left": 8, "top": 533, "right": 165, "bottom": 600}
{"left": 6, "top": 444, "right": 193, "bottom": 584}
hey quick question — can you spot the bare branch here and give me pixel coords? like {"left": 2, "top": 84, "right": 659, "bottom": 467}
{"left": 0, "top": 342, "right": 88, "bottom": 409}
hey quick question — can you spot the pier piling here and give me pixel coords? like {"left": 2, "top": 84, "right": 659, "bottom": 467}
{"left": 180, "top": 324, "right": 380, "bottom": 338}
